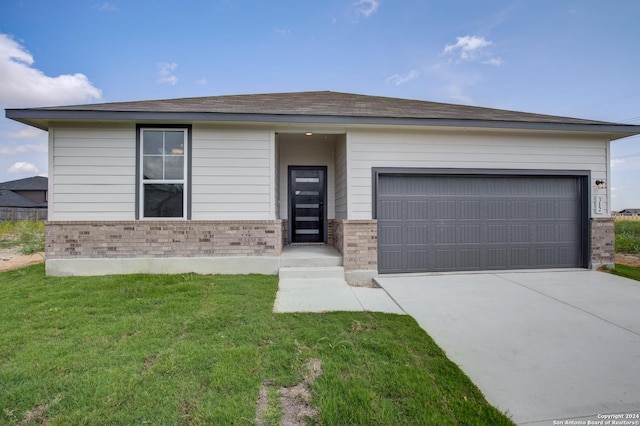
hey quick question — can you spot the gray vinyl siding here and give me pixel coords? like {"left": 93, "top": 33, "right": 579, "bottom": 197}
{"left": 50, "top": 125, "right": 136, "bottom": 220}
{"left": 348, "top": 128, "right": 609, "bottom": 219}
{"left": 191, "top": 126, "right": 274, "bottom": 220}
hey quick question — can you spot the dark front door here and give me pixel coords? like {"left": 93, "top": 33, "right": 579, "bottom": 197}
{"left": 289, "top": 166, "right": 326, "bottom": 243}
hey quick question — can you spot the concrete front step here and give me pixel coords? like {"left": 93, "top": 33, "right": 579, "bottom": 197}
{"left": 279, "top": 266, "right": 345, "bottom": 280}
{"left": 280, "top": 246, "right": 343, "bottom": 268}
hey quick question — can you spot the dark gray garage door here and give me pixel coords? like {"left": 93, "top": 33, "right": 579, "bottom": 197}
{"left": 377, "top": 174, "right": 585, "bottom": 273}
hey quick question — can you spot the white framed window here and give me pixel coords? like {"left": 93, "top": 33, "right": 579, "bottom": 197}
{"left": 138, "top": 127, "right": 189, "bottom": 219}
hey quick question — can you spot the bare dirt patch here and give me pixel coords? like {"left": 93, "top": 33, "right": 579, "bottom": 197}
{"left": 256, "top": 358, "right": 323, "bottom": 426}
{"left": 615, "top": 253, "right": 640, "bottom": 268}
{"left": 0, "top": 247, "right": 45, "bottom": 272}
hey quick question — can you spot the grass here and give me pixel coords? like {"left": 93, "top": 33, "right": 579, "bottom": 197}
{"left": 0, "top": 220, "right": 45, "bottom": 254}
{"left": 615, "top": 219, "right": 640, "bottom": 255}
{"left": 0, "top": 265, "right": 514, "bottom": 425}
{"left": 610, "top": 264, "right": 640, "bottom": 282}
{"left": 612, "top": 219, "right": 640, "bottom": 282}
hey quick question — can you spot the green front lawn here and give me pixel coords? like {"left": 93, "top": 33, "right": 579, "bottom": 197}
{"left": 1, "top": 265, "right": 513, "bottom": 425}
{"left": 611, "top": 264, "right": 640, "bottom": 282}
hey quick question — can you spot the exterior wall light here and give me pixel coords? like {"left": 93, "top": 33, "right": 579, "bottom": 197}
{"left": 595, "top": 179, "right": 606, "bottom": 189}
{"left": 305, "top": 132, "right": 313, "bottom": 136}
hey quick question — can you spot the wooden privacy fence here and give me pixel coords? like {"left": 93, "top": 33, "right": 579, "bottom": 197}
{"left": 0, "top": 208, "right": 48, "bottom": 222}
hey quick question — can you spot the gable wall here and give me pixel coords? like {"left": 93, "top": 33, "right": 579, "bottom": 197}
{"left": 347, "top": 128, "right": 609, "bottom": 219}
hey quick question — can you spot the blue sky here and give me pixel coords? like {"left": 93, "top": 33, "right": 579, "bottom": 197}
{"left": 1, "top": 0, "right": 639, "bottom": 209}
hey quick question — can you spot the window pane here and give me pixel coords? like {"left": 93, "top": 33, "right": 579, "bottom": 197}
{"left": 143, "top": 156, "right": 163, "bottom": 180}
{"left": 164, "top": 131, "right": 185, "bottom": 155}
{"left": 165, "top": 156, "right": 184, "bottom": 180}
{"left": 144, "top": 184, "right": 183, "bottom": 217}
{"left": 143, "top": 131, "right": 164, "bottom": 155}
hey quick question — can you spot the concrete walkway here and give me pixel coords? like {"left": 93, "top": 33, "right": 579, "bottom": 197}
{"left": 273, "top": 245, "right": 404, "bottom": 314}
{"left": 377, "top": 270, "right": 640, "bottom": 425}
{"left": 274, "top": 278, "right": 405, "bottom": 314}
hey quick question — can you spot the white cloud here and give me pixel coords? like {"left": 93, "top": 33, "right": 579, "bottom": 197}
{"left": 0, "top": 143, "right": 47, "bottom": 155}
{"left": 483, "top": 57, "right": 503, "bottom": 66}
{"left": 8, "top": 127, "right": 45, "bottom": 139}
{"left": 196, "top": 78, "right": 207, "bottom": 86}
{"left": 0, "top": 33, "right": 102, "bottom": 107}
{"left": 444, "top": 83, "right": 475, "bottom": 104}
{"left": 7, "top": 161, "right": 39, "bottom": 174}
{"left": 96, "top": 2, "right": 117, "bottom": 11}
{"left": 611, "top": 158, "right": 626, "bottom": 168}
{"left": 386, "top": 70, "right": 419, "bottom": 86}
{"left": 275, "top": 28, "right": 291, "bottom": 36}
{"left": 157, "top": 62, "right": 178, "bottom": 85}
{"left": 443, "top": 35, "right": 492, "bottom": 61}
{"left": 354, "top": 0, "right": 380, "bottom": 18}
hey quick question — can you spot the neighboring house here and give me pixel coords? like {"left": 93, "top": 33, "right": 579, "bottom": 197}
{"left": 6, "top": 91, "right": 640, "bottom": 277}
{"left": 0, "top": 176, "right": 48, "bottom": 221}
{"left": 616, "top": 209, "right": 640, "bottom": 217}
{"left": 0, "top": 176, "right": 48, "bottom": 205}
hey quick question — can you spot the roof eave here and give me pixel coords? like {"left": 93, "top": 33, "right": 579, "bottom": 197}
{"left": 6, "top": 109, "right": 640, "bottom": 138}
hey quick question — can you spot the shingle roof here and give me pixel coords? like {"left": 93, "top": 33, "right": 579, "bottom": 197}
{"left": 0, "top": 176, "right": 48, "bottom": 191}
{"left": 24, "top": 91, "right": 614, "bottom": 123}
{"left": 0, "top": 189, "right": 41, "bottom": 208}
{"left": 6, "top": 91, "right": 640, "bottom": 137}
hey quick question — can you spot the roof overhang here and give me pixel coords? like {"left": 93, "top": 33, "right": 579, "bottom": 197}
{"left": 6, "top": 108, "right": 640, "bottom": 140}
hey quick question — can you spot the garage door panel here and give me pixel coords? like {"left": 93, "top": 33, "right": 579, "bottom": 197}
{"left": 459, "top": 249, "right": 481, "bottom": 269}
{"left": 487, "top": 225, "right": 508, "bottom": 243}
{"left": 457, "top": 201, "right": 481, "bottom": 219}
{"left": 458, "top": 225, "right": 480, "bottom": 244}
{"left": 407, "top": 250, "right": 428, "bottom": 270}
{"left": 536, "top": 201, "right": 557, "bottom": 218}
{"left": 435, "top": 250, "right": 456, "bottom": 269}
{"left": 381, "top": 250, "right": 403, "bottom": 272}
{"left": 379, "top": 224, "right": 403, "bottom": 245}
{"left": 487, "top": 201, "right": 508, "bottom": 219}
{"left": 377, "top": 174, "right": 584, "bottom": 273}
{"left": 536, "top": 223, "right": 558, "bottom": 242}
{"left": 487, "top": 248, "right": 509, "bottom": 268}
{"left": 509, "top": 200, "right": 531, "bottom": 219}
{"left": 436, "top": 225, "right": 456, "bottom": 244}
{"left": 406, "top": 225, "right": 429, "bottom": 245}
{"left": 407, "top": 200, "right": 429, "bottom": 219}
{"left": 434, "top": 201, "right": 456, "bottom": 219}
{"left": 380, "top": 200, "right": 403, "bottom": 219}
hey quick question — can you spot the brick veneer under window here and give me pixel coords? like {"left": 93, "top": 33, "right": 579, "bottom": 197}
{"left": 46, "top": 221, "right": 283, "bottom": 259}
{"left": 590, "top": 217, "right": 615, "bottom": 267}
{"left": 330, "top": 219, "right": 377, "bottom": 271}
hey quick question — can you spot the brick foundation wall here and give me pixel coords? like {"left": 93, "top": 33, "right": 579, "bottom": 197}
{"left": 330, "top": 219, "right": 344, "bottom": 254}
{"left": 46, "top": 221, "right": 283, "bottom": 259}
{"left": 590, "top": 217, "right": 615, "bottom": 268}
{"left": 330, "top": 219, "right": 377, "bottom": 271}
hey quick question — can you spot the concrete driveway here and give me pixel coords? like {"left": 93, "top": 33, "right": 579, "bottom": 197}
{"left": 376, "top": 270, "right": 640, "bottom": 425}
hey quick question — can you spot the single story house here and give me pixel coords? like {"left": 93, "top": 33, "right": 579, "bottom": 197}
{"left": 6, "top": 91, "right": 640, "bottom": 277}
{"left": 0, "top": 176, "right": 48, "bottom": 206}
{"left": 0, "top": 176, "right": 48, "bottom": 221}
{"left": 615, "top": 209, "right": 640, "bottom": 217}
